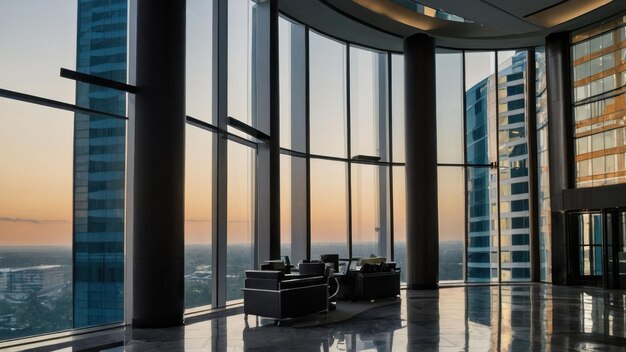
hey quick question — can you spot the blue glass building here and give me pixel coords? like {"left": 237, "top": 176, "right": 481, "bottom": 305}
{"left": 466, "top": 52, "right": 531, "bottom": 282}
{"left": 73, "top": 0, "right": 127, "bottom": 327}
{"left": 496, "top": 53, "right": 531, "bottom": 281}
{"left": 466, "top": 75, "right": 497, "bottom": 282}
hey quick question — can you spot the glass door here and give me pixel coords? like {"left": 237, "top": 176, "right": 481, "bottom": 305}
{"left": 568, "top": 212, "right": 604, "bottom": 286}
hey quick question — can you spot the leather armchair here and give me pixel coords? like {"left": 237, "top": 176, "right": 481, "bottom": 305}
{"left": 242, "top": 270, "right": 329, "bottom": 325}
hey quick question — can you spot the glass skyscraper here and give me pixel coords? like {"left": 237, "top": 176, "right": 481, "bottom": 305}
{"left": 73, "top": 0, "right": 127, "bottom": 327}
{"left": 466, "top": 52, "right": 531, "bottom": 282}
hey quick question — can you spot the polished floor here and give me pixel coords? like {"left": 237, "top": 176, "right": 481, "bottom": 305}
{"left": 11, "top": 284, "right": 626, "bottom": 351}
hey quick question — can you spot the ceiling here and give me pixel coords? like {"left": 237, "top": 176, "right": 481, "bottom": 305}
{"left": 279, "top": 0, "right": 626, "bottom": 51}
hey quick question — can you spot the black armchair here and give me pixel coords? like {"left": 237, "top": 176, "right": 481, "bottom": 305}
{"left": 242, "top": 270, "right": 328, "bottom": 325}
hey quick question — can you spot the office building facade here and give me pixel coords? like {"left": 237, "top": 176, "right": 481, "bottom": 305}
{"left": 73, "top": 0, "right": 127, "bottom": 327}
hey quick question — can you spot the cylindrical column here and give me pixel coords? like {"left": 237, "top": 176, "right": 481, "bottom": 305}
{"left": 133, "top": 0, "right": 186, "bottom": 327}
{"left": 269, "top": 0, "right": 281, "bottom": 259}
{"left": 404, "top": 33, "right": 439, "bottom": 289}
{"left": 546, "top": 32, "right": 574, "bottom": 285}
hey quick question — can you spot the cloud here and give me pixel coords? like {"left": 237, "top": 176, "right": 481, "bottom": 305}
{"left": 0, "top": 216, "right": 69, "bottom": 224}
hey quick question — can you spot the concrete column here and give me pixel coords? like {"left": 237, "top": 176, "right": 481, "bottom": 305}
{"left": 403, "top": 33, "right": 439, "bottom": 289}
{"left": 545, "top": 32, "right": 575, "bottom": 285}
{"left": 132, "top": 0, "right": 186, "bottom": 327}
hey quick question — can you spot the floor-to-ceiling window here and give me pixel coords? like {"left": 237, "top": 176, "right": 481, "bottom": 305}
{"left": 465, "top": 51, "right": 499, "bottom": 282}
{"left": 497, "top": 51, "right": 531, "bottom": 282}
{"left": 436, "top": 49, "right": 465, "bottom": 282}
{"left": 184, "top": 0, "right": 214, "bottom": 311}
{"left": 184, "top": 126, "right": 213, "bottom": 309}
{"left": 0, "top": 0, "right": 129, "bottom": 339}
{"left": 458, "top": 49, "right": 536, "bottom": 283}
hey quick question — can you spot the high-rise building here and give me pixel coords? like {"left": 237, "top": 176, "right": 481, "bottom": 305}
{"left": 73, "top": 0, "right": 127, "bottom": 327}
{"left": 466, "top": 52, "right": 531, "bottom": 282}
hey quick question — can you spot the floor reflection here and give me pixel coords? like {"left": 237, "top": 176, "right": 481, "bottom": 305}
{"left": 14, "top": 284, "right": 626, "bottom": 351}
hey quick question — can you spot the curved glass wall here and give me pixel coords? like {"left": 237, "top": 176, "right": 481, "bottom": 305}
{"left": 0, "top": 1, "right": 563, "bottom": 343}
{"left": 279, "top": 19, "right": 404, "bottom": 269}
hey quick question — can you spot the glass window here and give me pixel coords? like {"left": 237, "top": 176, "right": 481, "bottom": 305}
{"left": 0, "top": 0, "right": 128, "bottom": 105}
{"left": 186, "top": 0, "right": 213, "bottom": 124}
{"left": 280, "top": 155, "right": 292, "bottom": 259}
{"left": 438, "top": 167, "right": 465, "bottom": 282}
{"left": 184, "top": 125, "right": 213, "bottom": 309}
{"left": 279, "top": 17, "right": 306, "bottom": 152}
{"left": 351, "top": 164, "right": 390, "bottom": 258}
{"left": 391, "top": 54, "right": 405, "bottom": 163}
{"left": 573, "top": 21, "right": 626, "bottom": 188}
{"left": 350, "top": 47, "right": 388, "bottom": 160}
{"left": 228, "top": 0, "right": 252, "bottom": 126}
{"left": 310, "top": 159, "right": 348, "bottom": 260}
{"left": 0, "top": 100, "right": 74, "bottom": 340}
{"left": 227, "top": 141, "right": 255, "bottom": 302}
{"left": 309, "top": 31, "right": 347, "bottom": 158}
{"left": 498, "top": 50, "right": 530, "bottom": 282}
{"left": 436, "top": 49, "right": 464, "bottom": 164}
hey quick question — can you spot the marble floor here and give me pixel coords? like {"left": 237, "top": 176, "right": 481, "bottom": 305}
{"left": 8, "top": 284, "right": 626, "bottom": 351}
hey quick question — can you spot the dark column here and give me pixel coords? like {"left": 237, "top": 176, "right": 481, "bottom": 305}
{"left": 546, "top": 32, "right": 574, "bottom": 285}
{"left": 269, "top": 0, "right": 281, "bottom": 259}
{"left": 403, "top": 33, "right": 438, "bottom": 289}
{"left": 133, "top": 0, "right": 186, "bottom": 327}
{"left": 526, "top": 50, "right": 541, "bottom": 282}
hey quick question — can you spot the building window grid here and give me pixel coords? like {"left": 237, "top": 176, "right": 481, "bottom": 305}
{"left": 572, "top": 22, "right": 626, "bottom": 188}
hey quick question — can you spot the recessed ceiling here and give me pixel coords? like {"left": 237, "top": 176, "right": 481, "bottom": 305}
{"left": 279, "top": 0, "right": 626, "bottom": 50}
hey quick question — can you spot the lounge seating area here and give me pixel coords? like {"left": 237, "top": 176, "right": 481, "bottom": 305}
{"left": 242, "top": 255, "right": 401, "bottom": 324}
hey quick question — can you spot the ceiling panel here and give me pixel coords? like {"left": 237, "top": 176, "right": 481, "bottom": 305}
{"left": 482, "top": 0, "right": 566, "bottom": 17}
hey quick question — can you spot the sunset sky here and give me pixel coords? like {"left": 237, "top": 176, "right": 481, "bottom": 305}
{"left": 0, "top": 1, "right": 509, "bottom": 247}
